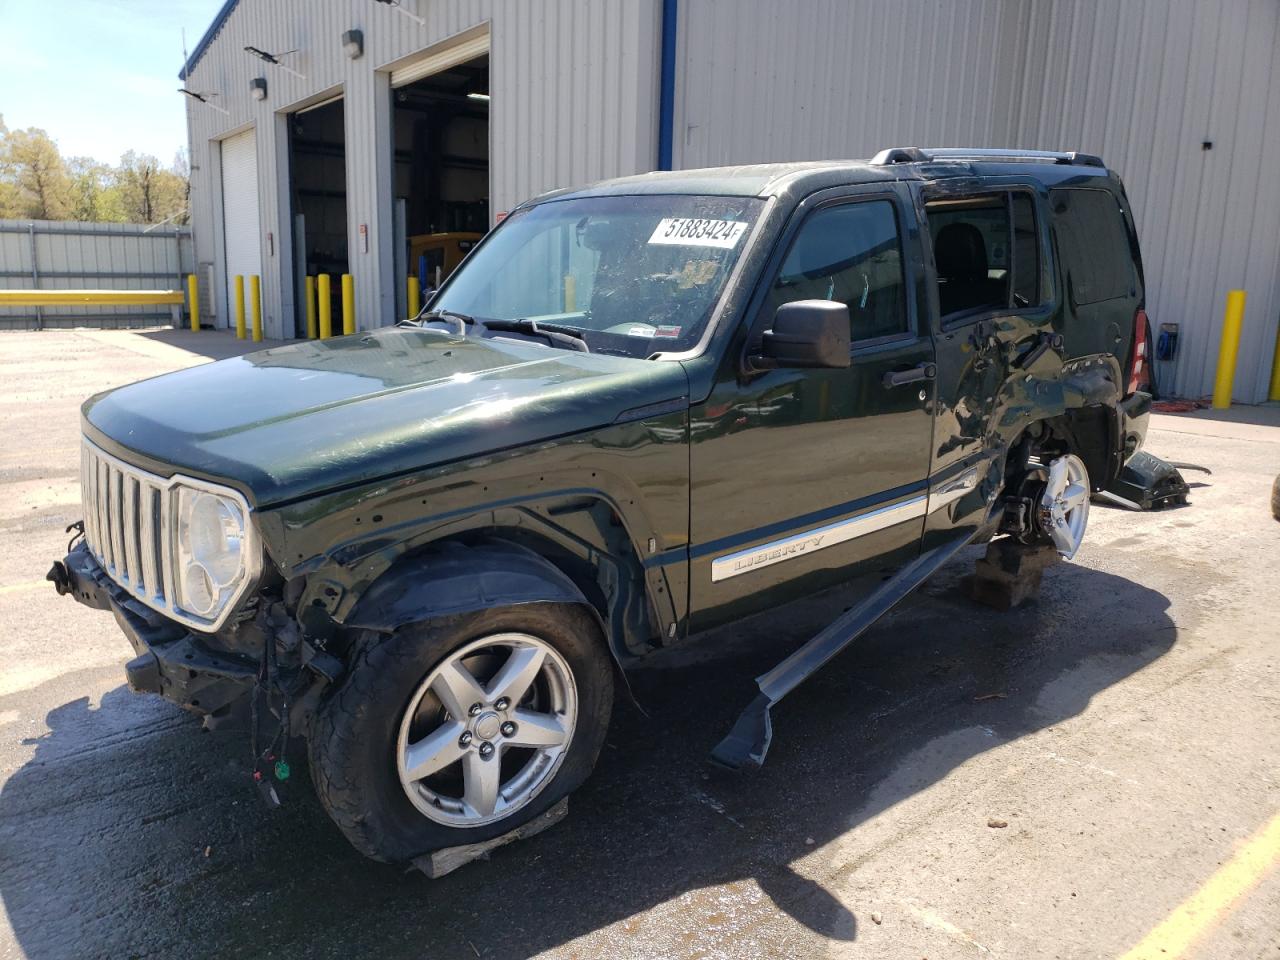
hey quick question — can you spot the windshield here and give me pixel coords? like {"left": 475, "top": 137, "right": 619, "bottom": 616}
{"left": 430, "top": 194, "right": 765, "bottom": 358}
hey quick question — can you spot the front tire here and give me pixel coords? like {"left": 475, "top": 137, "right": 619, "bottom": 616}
{"left": 309, "top": 603, "right": 613, "bottom": 862}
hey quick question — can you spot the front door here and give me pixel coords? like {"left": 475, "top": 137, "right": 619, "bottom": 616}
{"left": 687, "top": 184, "right": 936, "bottom": 632}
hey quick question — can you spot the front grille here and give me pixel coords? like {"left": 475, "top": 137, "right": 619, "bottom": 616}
{"left": 81, "top": 438, "right": 175, "bottom": 614}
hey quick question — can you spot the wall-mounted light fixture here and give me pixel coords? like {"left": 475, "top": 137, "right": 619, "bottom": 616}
{"left": 342, "top": 29, "right": 364, "bottom": 59}
{"left": 177, "top": 87, "right": 231, "bottom": 116}
{"left": 466, "top": 92, "right": 490, "bottom": 102}
{"left": 372, "top": 0, "right": 425, "bottom": 27}
{"left": 244, "top": 45, "right": 307, "bottom": 80}
{"left": 250, "top": 77, "right": 268, "bottom": 101}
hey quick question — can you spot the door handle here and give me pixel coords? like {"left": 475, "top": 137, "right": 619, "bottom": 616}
{"left": 882, "top": 362, "right": 937, "bottom": 388}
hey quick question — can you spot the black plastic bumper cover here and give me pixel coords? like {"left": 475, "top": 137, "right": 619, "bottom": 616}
{"left": 57, "top": 543, "right": 256, "bottom": 714}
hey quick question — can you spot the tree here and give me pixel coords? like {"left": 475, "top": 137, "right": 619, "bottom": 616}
{"left": 0, "top": 123, "right": 73, "bottom": 220}
{"left": 66, "top": 156, "right": 123, "bottom": 222}
{"left": 0, "top": 119, "right": 189, "bottom": 224}
{"left": 114, "top": 151, "right": 188, "bottom": 225}
{"left": 0, "top": 115, "right": 17, "bottom": 217}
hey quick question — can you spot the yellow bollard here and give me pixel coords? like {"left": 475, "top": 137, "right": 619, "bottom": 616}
{"left": 407, "top": 275, "right": 421, "bottom": 320}
{"left": 250, "top": 275, "right": 263, "bottom": 343}
{"left": 341, "top": 273, "right": 355, "bottom": 335}
{"left": 233, "top": 275, "right": 246, "bottom": 339}
{"left": 1270, "top": 320, "right": 1280, "bottom": 402}
{"left": 564, "top": 274, "right": 576, "bottom": 312}
{"left": 1212, "top": 290, "right": 1247, "bottom": 409}
{"left": 187, "top": 274, "right": 200, "bottom": 332}
{"left": 305, "top": 276, "right": 317, "bottom": 339}
{"left": 317, "top": 274, "right": 332, "bottom": 339}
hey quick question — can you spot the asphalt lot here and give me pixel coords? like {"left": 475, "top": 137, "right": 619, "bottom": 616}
{"left": 1, "top": 329, "right": 1278, "bottom": 960}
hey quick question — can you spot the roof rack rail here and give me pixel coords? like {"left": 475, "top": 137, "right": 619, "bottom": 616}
{"left": 869, "top": 147, "right": 1105, "bottom": 168}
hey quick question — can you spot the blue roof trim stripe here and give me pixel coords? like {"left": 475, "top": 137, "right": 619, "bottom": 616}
{"left": 178, "top": 0, "right": 241, "bottom": 80}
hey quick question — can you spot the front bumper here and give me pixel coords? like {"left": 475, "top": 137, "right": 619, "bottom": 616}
{"left": 51, "top": 542, "right": 256, "bottom": 714}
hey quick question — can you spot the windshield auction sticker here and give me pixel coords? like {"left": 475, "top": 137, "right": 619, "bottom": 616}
{"left": 648, "top": 218, "right": 748, "bottom": 249}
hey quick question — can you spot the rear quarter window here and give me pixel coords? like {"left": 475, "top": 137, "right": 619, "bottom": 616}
{"left": 1050, "top": 188, "right": 1135, "bottom": 305}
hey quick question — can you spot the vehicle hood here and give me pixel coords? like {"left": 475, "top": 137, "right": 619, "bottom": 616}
{"left": 83, "top": 328, "right": 689, "bottom": 506}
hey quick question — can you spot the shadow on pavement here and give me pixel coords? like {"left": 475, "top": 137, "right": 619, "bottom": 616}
{"left": 135, "top": 327, "right": 297, "bottom": 362}
{"left": 0, "top": 554, "right": 1175, "bottom": 959}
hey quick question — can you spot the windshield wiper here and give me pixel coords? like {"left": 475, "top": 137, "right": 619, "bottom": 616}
{"left": 483, "top": 318, "right": 591, "bottom": 353}
{"left": 405, "top": 308, "right": 477, "bottom": 335}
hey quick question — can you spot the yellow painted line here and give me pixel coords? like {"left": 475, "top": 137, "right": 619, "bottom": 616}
{"left": 0, "top": 581, "right": 49, "bottom": 595}
{"left": 0, "top": 289, "right": 184, "bottom": 306}
{"left": 1118, "top": 810, "right": 1280, "bottom": 959}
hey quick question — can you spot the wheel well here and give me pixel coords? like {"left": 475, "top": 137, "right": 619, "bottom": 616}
{"left": 414, "top": 499, "right": 664, "bottom": 663}
{"left": 488, "top": 533, "right": 659, "bottom": 663}
{"left": 1005, "top": 407, "right": 1115, "bottom": 491}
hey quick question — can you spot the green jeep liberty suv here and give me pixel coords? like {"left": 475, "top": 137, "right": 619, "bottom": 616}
{"left": 51, "top": 147, "right": 1152, "bottom": 863}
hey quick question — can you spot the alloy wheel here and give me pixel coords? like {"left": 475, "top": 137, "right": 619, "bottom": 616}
{"left": 395, "top": 632, "right": 577, "bottom": 827}
{"left": 1039, "top": 453, "right": 1091, "bottom": 559}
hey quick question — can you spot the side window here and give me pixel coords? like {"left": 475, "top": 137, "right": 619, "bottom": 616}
{"left": 1050, "top": 188, "right": 1135, "bottom": 305}
{"left": 926, "top": 194, "right": 1008, "bottom": 319}
{"left": 926, "top": 191, "right": 1046, "bottom": 321}
{"left": 764, "top": 199, "right": 909, "bottom": 343}
{"left": 1011, "top": 193, "right": 1040, "bottom": 307}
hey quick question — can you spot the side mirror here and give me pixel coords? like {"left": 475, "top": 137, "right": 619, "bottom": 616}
{"left": 751, "top": 299, "right": 851, "bottom": 369}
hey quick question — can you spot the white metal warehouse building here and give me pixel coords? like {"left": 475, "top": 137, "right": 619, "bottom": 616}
{"left": 182, "top": 0, "right": 1280, "bottom": 402}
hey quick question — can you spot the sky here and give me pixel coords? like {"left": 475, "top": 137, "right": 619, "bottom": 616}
{"left": 0, "top": 0, "right": 226, "bottom": 166}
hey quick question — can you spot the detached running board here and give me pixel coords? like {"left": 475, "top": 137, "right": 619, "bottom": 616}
{"left": 709, "top": 530, "right": 976, "bottom": 770}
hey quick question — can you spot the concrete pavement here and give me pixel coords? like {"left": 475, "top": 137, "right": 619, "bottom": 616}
{"left": 0, "top": 330, "right": 1277, "bottom": 960}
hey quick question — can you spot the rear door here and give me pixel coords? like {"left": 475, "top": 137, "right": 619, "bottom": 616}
{"left": 916, "top": 179, "right": 1055, "bottom": 534}
{"left": 687, "top": 183, "right": 935, "bottom": 632}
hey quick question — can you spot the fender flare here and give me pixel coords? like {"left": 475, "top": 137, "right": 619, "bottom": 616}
{"left": 342, "top": 537, "right": 639, "bottom": 705}
{"left": 345, "top": 538, "right": 593, "bottom": 633}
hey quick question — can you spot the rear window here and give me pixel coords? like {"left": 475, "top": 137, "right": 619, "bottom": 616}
{"left": 925, "top": 190, "right": 1044, "bottom": 321}
{"left": 1050, "top": 188, "right": 1135, "bottom": 305}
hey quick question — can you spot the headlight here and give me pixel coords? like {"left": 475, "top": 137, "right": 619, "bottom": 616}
{"left": 174, "top": 485, "right": 252, "bottom": 622}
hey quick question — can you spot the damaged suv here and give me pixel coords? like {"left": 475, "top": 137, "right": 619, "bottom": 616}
{"left": 51, "top": 147, "right": 1151, "bottom": 863}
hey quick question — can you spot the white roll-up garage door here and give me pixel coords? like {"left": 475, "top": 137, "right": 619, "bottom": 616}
{"left": 220, "top": 128, "right": 261, "bottom": 328}
{"left": 389, "top": 24, "right": 489, "bottom": 87}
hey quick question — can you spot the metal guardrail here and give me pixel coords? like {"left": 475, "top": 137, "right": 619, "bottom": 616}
{"left": 0, "top": 288, "right": 187, "bottom": 326}
{"left": 0, "top": 290, "right": 185, "bottom": 306}
{"left": 0, "top": 218, "right": 194, "bottom": 330}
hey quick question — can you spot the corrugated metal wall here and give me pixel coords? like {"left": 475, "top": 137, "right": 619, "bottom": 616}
{"left": 184, "top": 0, "right": 661, "bottom": 338}
{"left": 672, "top": 0, "right": 1280, "bottom": 402}
{"left": 671, "top": 0, "right": 1025, "bottom": 166}
{"left": 0, "top": 220, "right": 194, "bottom": 329}
{"left": 1010, "top": 0, "right": 1280, "bottom": 402}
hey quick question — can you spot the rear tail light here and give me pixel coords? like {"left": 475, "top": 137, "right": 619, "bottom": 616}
{"left": 1127, "top": 308, "right": 1149, "bottom": 395}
